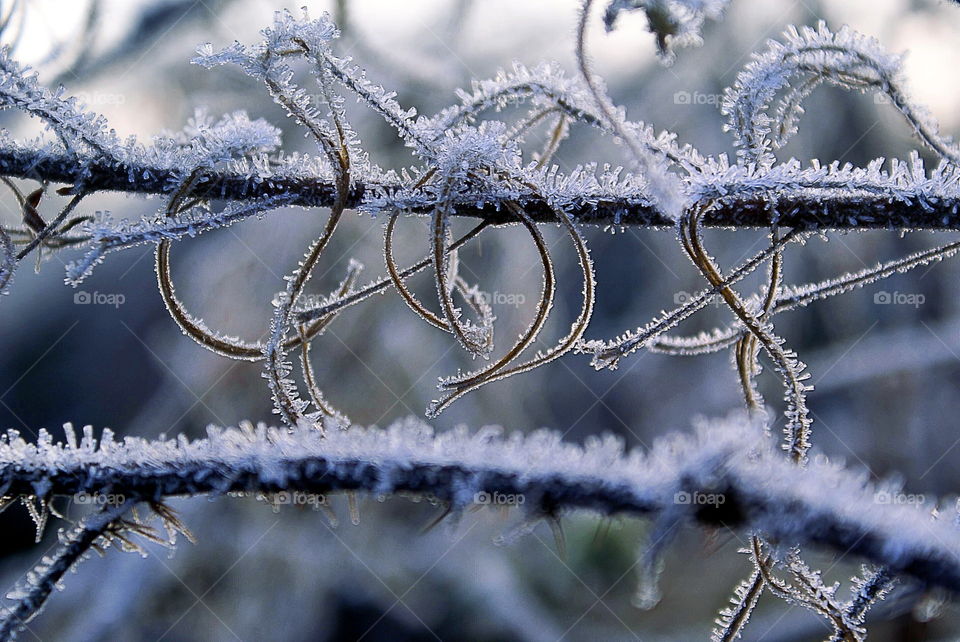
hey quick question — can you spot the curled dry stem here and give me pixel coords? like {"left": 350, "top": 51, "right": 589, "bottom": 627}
{"left": 751, "top": 539, "right": 862, "bottom": 641}
{"left": 386, "top": 210, "right": 450, "bottom": 331}
{"left": 298, "top": 261, "right": 364, "bottom": 429}
{"left": 262, "top": 58, "right": 352, "bottom": 426}
{"left": 586, "top": 229, "right": 800, "bottom": 368}
{"left": 431, "top": 197, "right": 595, "bottom": 415}
{"left": 735, "top": 225, "right": 783, "bottom": 412}
{"left": 298, "top": 220, "right": 491, "bottom": 325}
{"left": 427, "top": 200, "right": 555, "bottom": 416}
{"left": 655, "top": 235, "right": 960, "bottom": 359}
{"left": 432, "top": 181, "right": 494, "bottom": 357}
{"left": 387, "top": 209, "right": 494, "bottom": 342}
{"left": 14, "top": 192, "right": 86, "bottom": 261}
{"left": 681, "top": 203, "right": 811, "bottom": 464}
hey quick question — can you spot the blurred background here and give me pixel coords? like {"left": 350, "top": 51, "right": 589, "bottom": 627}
{"left": 2, "top": 0, "right": 960, "bottom": 639}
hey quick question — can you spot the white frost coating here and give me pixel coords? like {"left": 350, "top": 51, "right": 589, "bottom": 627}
{"left": 361, "top": 152, "right": 960, "bottom": 226}
{"left": 146, "top": 108, "right": 281, "bottom": 170}
{"left": 429, "top": 62, "right": 600, "bottom": 131}
{"left": 0, "top": 227, "right": 13, "bottom": 295}
{"left": 192, "top": 8, "right": 336, "bottom": 79}
{"left": 63, "top": 194, "right": 301, "bottom": 285}
{"left": 0, "top": 46, "right": 287, "bottom": 178}
{"left": 426, "top": 60, "right": 705, "bottom": 173}
{"left": 0, "top": 48, "right": 121, "bottom": 156}
{"left": 1, "top": 414, "right": 959, "bottom": 591}
{"left": 433, "top": 122, "right": 522, "bottom": 186}
{"left": 193, "top": 9, "right": 366, "bottom": 171}
{"left": 635, "top": 233, "right": 960, "bottom": 360}
{"left": 723, "top": 22, "right": 960, "bottom": 167}
{"left": 687, "top": 153, "right": 960, "bottom": 212}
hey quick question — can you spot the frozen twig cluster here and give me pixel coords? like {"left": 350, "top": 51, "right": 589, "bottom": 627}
{"left": 1, "top": 0, "right": 959, "bottom": 638}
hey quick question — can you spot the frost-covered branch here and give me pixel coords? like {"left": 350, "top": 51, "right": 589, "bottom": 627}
{"left": 3, "top": 146, "right": 960, "bottom": 229}
{"left": 2, "top": 416, "right": 959, "bottom": 593}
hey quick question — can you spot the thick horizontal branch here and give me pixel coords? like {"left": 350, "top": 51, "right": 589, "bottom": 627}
{"left": 2, "top": 147, "right": 960, "bottom": 229}
{"left": 2, "top": 416, "right": 958, "bottom": 592}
